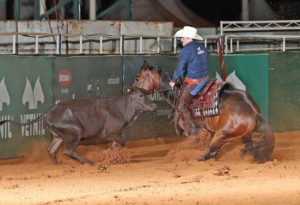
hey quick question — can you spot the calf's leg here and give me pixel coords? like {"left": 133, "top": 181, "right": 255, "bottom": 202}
{"left": 64, "top": 139, "right": 93, "bottom": 165}
{"left": 110, "top": 133, "right": 125, "bottom": 150}
{"left": 48, "top": 131, "right": 63, "bottom": 164}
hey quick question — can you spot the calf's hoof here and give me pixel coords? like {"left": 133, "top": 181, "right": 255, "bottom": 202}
{"left": 49, "top": 153, "right": 58, "bottom": 164}
{"left": 85, "top": 161, "right": 94, "bottom": 166}
{"left": 198, "top": 155, "right": 206, "bottom": 161}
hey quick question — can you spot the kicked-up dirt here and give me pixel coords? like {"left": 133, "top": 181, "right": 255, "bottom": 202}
{"left": 0, "top": 131, "right": 299, "bottom": 205}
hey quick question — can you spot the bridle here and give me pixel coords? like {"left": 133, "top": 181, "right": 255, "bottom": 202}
{"left": 135, "top": 70, "right": 174, "bottom": 94}
{"left": 138, "top": 71, "right": 178, "bottom": 109}
{"left": 134, "top": 71, "right": 148, "bottom": 92}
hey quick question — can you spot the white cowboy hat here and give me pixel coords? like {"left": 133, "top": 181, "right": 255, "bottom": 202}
{"left": 174, "top": 26, "right": 203, "bottom": 40}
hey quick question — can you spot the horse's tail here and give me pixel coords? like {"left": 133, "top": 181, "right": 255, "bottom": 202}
{"left": 0, "top": 113, "right": 48, "bottom": 126}
{"left": 252, "top": 113, "right": 275, "bottom": 163}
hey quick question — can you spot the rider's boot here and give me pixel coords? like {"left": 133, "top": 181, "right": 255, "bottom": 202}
{"left": 175, "top": 83, "right": 201, "bottom": 135}
{"left": 180, "top": 93, "right": 201, "bottom": 135}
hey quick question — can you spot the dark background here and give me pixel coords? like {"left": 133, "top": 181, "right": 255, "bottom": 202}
{"left": 5, "top": 0, "right": 300, "bottom": 23}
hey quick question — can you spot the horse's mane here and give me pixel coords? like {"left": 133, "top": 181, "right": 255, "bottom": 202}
{"left": 143, "top": 64, "right": 163, "bottom": 75}
{"left": 141, "top": 61, "right": 171, "bottom": 81}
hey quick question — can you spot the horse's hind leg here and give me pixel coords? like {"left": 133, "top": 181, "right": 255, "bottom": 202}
{"left": 240, "top": 133, "right": 254, "bottom": 158}
{"left": 48, "top": 131, "right": 63, "bottom": 164}
{"left": 198, "top": 132, "right": 226, "bottom": 161}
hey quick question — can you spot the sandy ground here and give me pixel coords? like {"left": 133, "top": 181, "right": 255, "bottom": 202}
{"left": 0, "top": 131, "right": 300, "bottom": 205}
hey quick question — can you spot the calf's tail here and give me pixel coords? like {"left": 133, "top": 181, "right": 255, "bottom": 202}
{"left": 0, "top": 120, "right": 8, "bottom": 125}
{"left": 0, "top": 113, "right": 48, "bottom": 126}
{"left": 252, "top": 113, "right": 275, "bottom": 163}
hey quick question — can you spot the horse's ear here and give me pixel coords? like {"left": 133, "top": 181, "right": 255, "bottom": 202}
{"left": 142, "top": 60, "right": 149, "bottom": 70}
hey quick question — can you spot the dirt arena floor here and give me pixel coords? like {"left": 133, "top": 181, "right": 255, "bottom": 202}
{"left": 0, "top": 131, "right": 300, "bottom": 205}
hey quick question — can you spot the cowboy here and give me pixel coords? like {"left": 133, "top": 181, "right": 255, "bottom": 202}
{"left": 169, "top": 26, "right": 209, "bottom": 135}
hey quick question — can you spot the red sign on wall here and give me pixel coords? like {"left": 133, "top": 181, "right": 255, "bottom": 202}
{"left": 58, "top": 70, "right": 72, "bottom": 87}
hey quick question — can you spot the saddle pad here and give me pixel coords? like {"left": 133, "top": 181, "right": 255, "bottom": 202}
{"left": 189, "top": 81, "right": 230, "bottom": 117}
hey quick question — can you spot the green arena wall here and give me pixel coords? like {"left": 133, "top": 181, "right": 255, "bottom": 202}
{"left": 0, "top": 52, "right": 299, "bottom": 158}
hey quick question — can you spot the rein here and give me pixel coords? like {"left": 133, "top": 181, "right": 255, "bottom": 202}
{"left": 146, "top": 87, "right": 178, "bottom": 110}
{"left": 135, "top": 68, "right": 178, "bottom": 108}
{"left": 145, "top": 88, "right": 173, "bottom": 95}
{"left": 146, "top": 71, "right": 179, "bottom": 108}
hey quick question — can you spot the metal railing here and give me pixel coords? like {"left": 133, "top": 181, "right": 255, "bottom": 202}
{"left": 224, "top": 34, "right": 300, "bottom": 54}
{"left": 220, "top": 20, "right": 300, "bottom": 54}
{"left": 220, "top": 20, "right": 300, "bottom": 35}
{"left": 0, "top": 32, "right": 221, "bottom": 55}
{"left": 2, "top": 31, "right": 300, "bottom": 55}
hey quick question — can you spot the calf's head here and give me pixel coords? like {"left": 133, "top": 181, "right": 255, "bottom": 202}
{"left": 128, "top": 88, "right": 156, "bottom": 111}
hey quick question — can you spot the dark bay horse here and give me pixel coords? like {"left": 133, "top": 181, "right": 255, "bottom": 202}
{"left": 132, "top": 61, "right": 275, "bottom": 163}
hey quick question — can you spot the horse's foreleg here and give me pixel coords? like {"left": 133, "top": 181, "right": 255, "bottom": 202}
{"left": 198, "top": 132, "right": 225, "bottom": 161}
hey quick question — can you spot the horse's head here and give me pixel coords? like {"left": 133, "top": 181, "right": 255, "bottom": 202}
{"left": 132, "top": 60, "right": 162, "bottom": 93}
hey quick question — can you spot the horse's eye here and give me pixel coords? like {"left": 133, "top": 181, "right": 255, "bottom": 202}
{"left": 135, "top": 78, "right": 139, "bottom": 82}
{"left": 139, "top": 94, "right": 143, "bottom": 97}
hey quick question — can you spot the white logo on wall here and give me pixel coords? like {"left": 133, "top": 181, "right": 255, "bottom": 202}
{"left": 215, "top": 71, "right": 246, "bottom": 91}
{"left": 107, "top": 75, "right": 120, "bottom": 85}
{"left": 21, "top": 76, "right": 45, "bottom": 137}
{"left": 22, "top": 76, "right": 45, "bottom": 110}
{"left": 0, "top": 76, "right": 46, "bottom": 138}
{"left": 148, "top": 91, "right": 164, "bottom": 102}
{"left": 0, "top": 76, "right": 12, "bottom": 139}
{"left": 0, "top": 77, "right": 10, "bottom": 111}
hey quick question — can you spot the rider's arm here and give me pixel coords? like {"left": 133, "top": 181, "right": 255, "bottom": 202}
{"left": 171, "top": 50, "right": 189, "bottom": 83}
